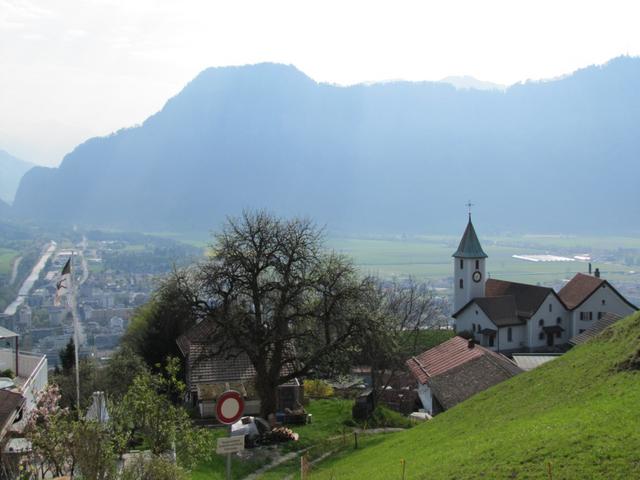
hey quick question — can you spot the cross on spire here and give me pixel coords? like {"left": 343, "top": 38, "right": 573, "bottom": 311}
{"left": 466, "top": 201, "right": 474, "bottom": 219}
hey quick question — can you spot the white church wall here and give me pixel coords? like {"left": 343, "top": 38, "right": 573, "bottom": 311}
{"left": 571, "top": 282, "right": 637, "bottom": 337}
{"left": 497, "top": 324, "right": 526, "bottom": 351}
{"left": 528, "top": 293, "right": 571, "bottom": 349}
{"left": 453, "top": 257, "right": 486, "bottom": 313}
{"left": 455, "top": 305, "right": 498, "bottom": 349}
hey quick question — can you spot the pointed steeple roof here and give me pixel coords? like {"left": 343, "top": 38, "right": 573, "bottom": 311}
{"left": 453, "top": 217, "right": 487, "bottom": 259}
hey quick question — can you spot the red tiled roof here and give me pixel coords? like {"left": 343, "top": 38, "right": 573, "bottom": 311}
{"left": 406, "top": 336, "right": 484, "bottom": 384}
{"left": 406, "top": 336, "right": 520, "bottom": 385}
{"left": 558, "top": 273, "right": 604, "bottom": 310}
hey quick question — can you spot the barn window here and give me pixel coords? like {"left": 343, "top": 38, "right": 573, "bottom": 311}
{"left": 459, "top": 279, "right": 464, "bottom": 289}
{"left": 460, "top": 259, "right": 464, "bottom": 269}
{"left": 598, "top": 312, "right": 603, "bottom": 320}
{"left": 475, "top": 259, "right": 479, "bottom": 269}
{"left": 472, "top": 323, "right": 476, "bottom": 332}
{"left": 538, "top": 319, "right": 544, "bottom": 326}
{"left": 549, "top": 303, "right": 552, "bottom": 312}
{"left": 507, "top": 327, "right": 512, "bottom": 342}
{"left": 556, "top": 317, "right": 562, "bottom": 325}
{"left": 538, "top": 332, "right": 544, "bottom": 340}
{"left": 602, "top": 299, "right": 606, "bottom": 305}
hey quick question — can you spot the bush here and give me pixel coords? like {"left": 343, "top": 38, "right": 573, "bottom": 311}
{"left": 120, "top": 455, "right": 188, "bottom": 480}
{"left": 304, "top": 379, "right": 334, "bottom": 398}
{"left": 0, "top": 369, "right": 15, "bottom": 378}
{"left": 349, "top": 405, "right": 413, "bottom": 429}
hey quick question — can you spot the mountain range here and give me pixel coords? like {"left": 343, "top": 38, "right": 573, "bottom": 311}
{"left": 11, "top": 56, "right": 640, "bottom": 234}
{"left": 0, "top": 150, "right": 33, "bottom": 205}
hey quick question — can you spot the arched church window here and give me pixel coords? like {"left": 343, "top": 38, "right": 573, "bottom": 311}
{"left": 539, "top": 319, "right": 544, "bottom": 326}
{"left": 460, "top": 259, "right": 464, "bottom": 270}
{"left": 459, "top": 279, "right": 464, "bottom": 289}
{"left": 475, "top": 260, "right": 479, "bottom": 269}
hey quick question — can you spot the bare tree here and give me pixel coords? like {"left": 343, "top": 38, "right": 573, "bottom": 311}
{"left": 358, "top": 277, "right": 442, "bottom": 407}
{"left": 174, "top": 210, "right": 370, "bottom": 417}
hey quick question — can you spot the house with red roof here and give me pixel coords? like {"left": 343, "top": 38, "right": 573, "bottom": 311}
{"left": 451, "top": 217, "right": 637, "bottom": 352}
{"left": 406, "top": 336, "right": 521, "bottom": 415}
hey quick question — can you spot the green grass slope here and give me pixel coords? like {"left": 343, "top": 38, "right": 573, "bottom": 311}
{"left": 312, "top": 311, "right": 640, "bottom": 479}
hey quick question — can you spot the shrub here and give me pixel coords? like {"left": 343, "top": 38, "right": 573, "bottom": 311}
{"left": 304, "top": 379, "right": 334, "bottom": 398}
{"left": 0, "top": 369, "right": 15, "bottom": 378}
{"left": 120, "top": 455, "right": 188, "bottom": 480}
{"left": 348, "top": 405, "right": 413, "bottom": 429}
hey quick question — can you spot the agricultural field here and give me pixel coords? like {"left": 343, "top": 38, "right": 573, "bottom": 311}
{"left": 327, "top": 234, "right": 640, "bottom": 286}
{"left": 0, "top": 247, "right": 18, "bottom": 275}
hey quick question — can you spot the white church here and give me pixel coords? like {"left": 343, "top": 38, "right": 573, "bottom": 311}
{"left": 452, "top": 217, "right": 638, "bottom": 352}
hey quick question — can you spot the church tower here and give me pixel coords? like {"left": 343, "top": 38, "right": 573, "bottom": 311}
{"left": 453, "top": 215, "right": 487, "bottom": 313}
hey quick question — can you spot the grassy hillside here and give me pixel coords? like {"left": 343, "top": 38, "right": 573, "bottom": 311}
{"left": 311, "top": 311, "right": 640, "bottom": 479}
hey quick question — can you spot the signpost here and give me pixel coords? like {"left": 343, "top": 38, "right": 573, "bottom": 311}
{"left": 216, "top": 390, "right": 245, "bottom": 480}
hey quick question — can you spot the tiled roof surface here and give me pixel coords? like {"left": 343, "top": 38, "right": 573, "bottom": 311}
{"left": 569, "top": 312, "right": 623, "bottom": 345}
{"left": 187, "top": 343, "right": 257, "bottom": 391}
{"left": 485, "top": 278, "right": 554, "bottom": 318}
{"left": 407, "top": 337, "right": 483, "bottom": 384}
{"left": 452, "top": 219, "right": 488, "bottom": 259}
{"left": 427, "top": 354, "right": 521, "bottom": 410}
{"left": 474, "top": 296, "right": 521, "bottom": 326}
{"left": 558, "top": 273, "right": 604, "bottom": 310}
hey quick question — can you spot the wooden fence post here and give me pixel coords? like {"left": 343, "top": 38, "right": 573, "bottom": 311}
{"left": 401, "top": 459, "right": 406, "bottom": 480}
{"left": 547, "top": 461, "right": 552, "bottom": 480}
{"left": 354, "top": 431, "right": 359, "bottom": 449}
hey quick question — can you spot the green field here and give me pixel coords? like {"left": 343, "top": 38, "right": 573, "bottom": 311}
{"left": 309, "top": 311, "right": 640, "bottom": 479}
{"left": 327, "top": 234, "right": 640, "bottom": 285}
{"left": 0, "top": 247, "right": 18, "bottom": 275}
{"left": 191, "top": 399, "right": 355, "bottom": 480}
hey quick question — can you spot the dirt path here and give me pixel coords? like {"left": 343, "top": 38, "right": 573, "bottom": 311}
{"left": 243, "top": 428, "right": 406, "bottom": 479}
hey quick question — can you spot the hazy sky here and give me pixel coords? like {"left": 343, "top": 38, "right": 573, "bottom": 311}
{"left": 2, "top": 0, "right": 640, "bottom": 167}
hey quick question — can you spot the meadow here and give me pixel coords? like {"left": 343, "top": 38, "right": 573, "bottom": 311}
{"left": 327, "top": 234, "right": 640, "bottom": 285}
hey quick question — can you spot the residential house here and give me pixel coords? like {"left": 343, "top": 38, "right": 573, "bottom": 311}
{"left": 406, "top": 336, "right": 521, "bottom": 415}
{"left": 176, "top": 319, "right": 303, "bottom": 419}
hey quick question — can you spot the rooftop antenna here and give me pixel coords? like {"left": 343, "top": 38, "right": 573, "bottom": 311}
{"left": 466, "top": 201, "right": 474, "bottom": 220}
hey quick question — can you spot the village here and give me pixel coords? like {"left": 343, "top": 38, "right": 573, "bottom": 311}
{"left": 0, "top": 212, "right": 636, "bottom": 479}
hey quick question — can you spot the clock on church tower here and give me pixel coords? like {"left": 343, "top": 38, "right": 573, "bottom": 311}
{"left": 452, "top": 211, "right": 487, "bottom": 313}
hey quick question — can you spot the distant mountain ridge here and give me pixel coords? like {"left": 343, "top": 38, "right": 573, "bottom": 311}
{"left": 13, "top": 57, "right": 640, "bottom": 234}
{"left": 0, "top": 150, "right": 33, "bottom": 204}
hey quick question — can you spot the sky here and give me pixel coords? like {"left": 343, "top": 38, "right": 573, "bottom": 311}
{"left": 1, "top": 0, "right": 640, "bottom": 167}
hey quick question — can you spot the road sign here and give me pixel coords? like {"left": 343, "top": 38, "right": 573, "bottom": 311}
{"left": 216, "top": 435, "right": 245, "bottom": 454}
{"left": 216, "top": 390, "right": 245, "bottom": 424}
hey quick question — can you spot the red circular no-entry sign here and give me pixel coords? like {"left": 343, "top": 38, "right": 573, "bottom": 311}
{"left": 216, "top": 390, "right": 245, "bottom": 424}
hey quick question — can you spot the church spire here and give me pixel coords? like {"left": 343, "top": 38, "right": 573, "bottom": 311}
{"left": 453, "top": 216, "right": 487, "bottom": 259}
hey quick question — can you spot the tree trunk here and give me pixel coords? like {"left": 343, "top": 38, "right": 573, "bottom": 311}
{"left": 255, "top": 374, "right": 279, "bottom": 420}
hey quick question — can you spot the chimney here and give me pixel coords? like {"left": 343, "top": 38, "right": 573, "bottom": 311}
{"left": 594, "top": 268, "right": 600, "bottom": 278}
{"left": 588, "top": 263, "right": 592, "bottom": 275}
{"left": 468, "top": 338, "right": 475, "bottom": 349}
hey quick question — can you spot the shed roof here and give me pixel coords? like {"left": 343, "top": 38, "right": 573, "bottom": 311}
{"left": 569, "top": 312, "right": 623, "bottom": 345}
{"left": 452, "top": 219, "right": 487, "bottom": 259}
{"left": 0, "top": 327, "right": 18, "bottom": 339}
{"left": 511, "top": 353, "right": 562, "bottom": 371}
